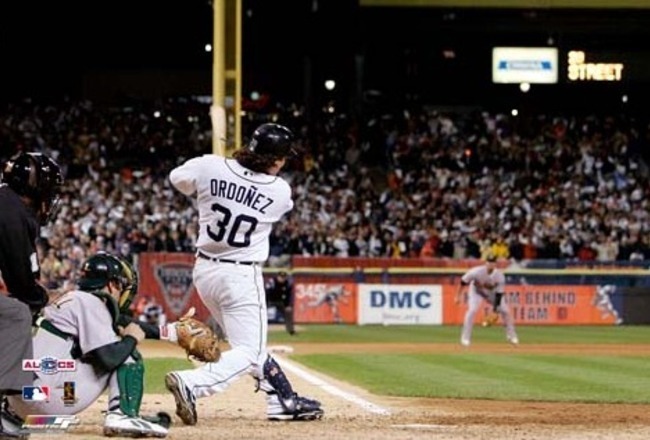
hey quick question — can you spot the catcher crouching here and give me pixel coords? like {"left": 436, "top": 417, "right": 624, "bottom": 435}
{"left": 4, "top": 252, "right": 175, "bottom": 438}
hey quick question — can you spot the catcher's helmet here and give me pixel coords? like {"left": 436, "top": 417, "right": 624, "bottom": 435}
{"left": 1, "top": 152, "right": 63, "bottom": 224}
{"left": 78, "top": 252, "right": 138, "bottom": 311}
{"left": 247, "top": 123, "right": 296, "bottom": 157}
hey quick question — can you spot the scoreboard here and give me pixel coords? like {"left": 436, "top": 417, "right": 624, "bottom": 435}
{"left": 492, "top": 47, "right": 650, "bottom": 84}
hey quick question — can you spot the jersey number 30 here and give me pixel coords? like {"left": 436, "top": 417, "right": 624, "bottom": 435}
{"left": 207, "top": 203, "right": 258, "bottom": 247}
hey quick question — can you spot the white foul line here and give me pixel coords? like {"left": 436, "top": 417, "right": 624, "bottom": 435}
{"left": 274, "top": 355, "right": 391, "bottom": 416}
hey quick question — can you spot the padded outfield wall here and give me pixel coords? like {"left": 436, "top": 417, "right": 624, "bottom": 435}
{"left": 137, "top": 253, "right": 650, "bottom": 326}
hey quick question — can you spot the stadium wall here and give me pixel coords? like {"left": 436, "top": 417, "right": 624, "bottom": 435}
{"left": 137, "top": 253, "right": 650, "bottom": 325}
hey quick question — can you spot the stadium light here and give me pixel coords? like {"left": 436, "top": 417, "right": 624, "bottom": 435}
{"left": 324, "top": 79, "right": 336, "bottom": 91}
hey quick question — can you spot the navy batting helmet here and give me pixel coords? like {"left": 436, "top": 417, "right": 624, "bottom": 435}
{"left": 248, "top": 123, "right": 296, "bottom": 157}
{"left": 1, "top": 152, "right": 63, "bottom": 224}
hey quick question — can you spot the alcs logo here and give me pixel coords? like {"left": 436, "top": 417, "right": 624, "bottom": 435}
{"left": 22, "top": 357, "right": 76, "bottom": 374}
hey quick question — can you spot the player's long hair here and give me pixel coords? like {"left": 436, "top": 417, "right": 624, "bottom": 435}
{"left": 233, "top": 149, "right": 281, "bottom": 174}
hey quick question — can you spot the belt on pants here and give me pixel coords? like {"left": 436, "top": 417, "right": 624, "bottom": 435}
{"left": 197, "top": 251, "right": 257, "bottom": 266}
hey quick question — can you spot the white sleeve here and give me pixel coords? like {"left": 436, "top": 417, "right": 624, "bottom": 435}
{"left": 461, "top": 268, "right": 475, "bottom": 284}
{"left": 280, "top": 180, "right": 294, "bottom": 215}
{"left": 169, "top": 156, "right": 203, "bottom": 196}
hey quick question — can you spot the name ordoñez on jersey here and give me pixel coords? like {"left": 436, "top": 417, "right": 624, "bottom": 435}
{"left": 210, "top": 179, "right": 273, "bottom": 214}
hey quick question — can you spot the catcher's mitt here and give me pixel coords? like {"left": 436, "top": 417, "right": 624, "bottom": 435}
{"left": 482, "top": 311, "right": 499, "bottom": 327}
{"left": 176, "top": 308, "right": 222, "bottom": 363}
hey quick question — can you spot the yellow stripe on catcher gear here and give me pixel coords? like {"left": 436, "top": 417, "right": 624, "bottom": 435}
{"left": 176, "top": 307, "right": 222, "bottom": 362}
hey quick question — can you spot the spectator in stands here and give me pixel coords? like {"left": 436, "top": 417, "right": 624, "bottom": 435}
{"left": 419, "top": 229, "right": 440, "bottom": 258}
{"left": 0, "top": 97, "right": 648, "bottom": 275}
{"left": 593, "top": 234, "right": 620, "bottom": 261}
{"left": 490, "top": 235, "right": 510, "bottom": 260}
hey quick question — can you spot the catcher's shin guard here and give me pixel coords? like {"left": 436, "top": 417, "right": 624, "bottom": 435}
{"left": 116, "top": 359, "right": 145, "bottom": 417}
{"left": 258, "top": 356, "right": 324, "bottom": 421}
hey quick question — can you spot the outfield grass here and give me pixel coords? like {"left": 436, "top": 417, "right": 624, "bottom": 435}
{"left": 269, "top": 324, "right": 650, "bottom": 404}
{"left": 269, "top": 324, "right": 650, "bottom": 344}
{"left": 144, "top": 326, "right": 650, "bottom": 403}
{"left": 293, "top": 353, "right": 650, "bottom": 403}
{"left": 144, "top": 358, "right": 194, "bottom": 394}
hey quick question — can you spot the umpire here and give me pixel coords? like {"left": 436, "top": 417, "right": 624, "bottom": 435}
{"left": 265, "top": 271, "right": 296, "bottom": 335}
{"left": 0, "top": 152, "right": 63, "bottom": 439}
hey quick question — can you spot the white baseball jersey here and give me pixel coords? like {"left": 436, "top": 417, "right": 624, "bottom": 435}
{"left": 459, "top": 265, "right": 517, "bottom": 345}
{"left": 169, "top": 154, "right": 293, "bottom": 262}
{"left": 8, "top": 290, "right": 120, "bottom": 417}
{"left": 168, "top": 153, "right": 294, "bottom": 400}
{"left": 461, "top": 265, "right": 506, "bottom": 299}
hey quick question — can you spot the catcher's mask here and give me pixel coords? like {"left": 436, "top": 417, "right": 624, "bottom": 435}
{"left": 78, "top": 251, "right": 138, "bottom": 312}
{"left": 1, "top": 152, "right": 64, "bottom": 225}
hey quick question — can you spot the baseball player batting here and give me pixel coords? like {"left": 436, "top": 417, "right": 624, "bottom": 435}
{"left": 165, "top": 123, "right": 323, "bottom": 424}
{"left": 455, "top": 255, "right": 519, "bottom": 346}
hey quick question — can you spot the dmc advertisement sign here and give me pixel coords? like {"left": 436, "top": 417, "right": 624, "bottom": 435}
{"left": 358, "top": 284, "right": 443, "bottom": 325}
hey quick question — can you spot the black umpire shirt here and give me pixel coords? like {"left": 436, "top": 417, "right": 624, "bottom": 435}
{"left": 266, "top": 277, "right": 293, "bottom": 309}
{"left": 0, "top": 185, "right": 47, "bottom": 312}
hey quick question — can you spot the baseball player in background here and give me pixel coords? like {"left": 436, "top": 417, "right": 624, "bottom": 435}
{"left": 455, "top": 255, "right": 519, "bottom": 346}
{"left": 0, "top": 152, "right": 63, "bottom": 440}
{"left": 165, "top": 123, "right": 323, "bottom": 424}
{"left": 5, "top": 252, "right": 174, "bottom": 438}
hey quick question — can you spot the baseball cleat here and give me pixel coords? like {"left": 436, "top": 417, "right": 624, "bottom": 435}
{"left": 508, "top": 336, "right": 520, "bottom": 346}
{"left": 103, "top": 411, "right": 168, "bottom": 438}
{"left": 460, "top": 338, "right": 471, "bottom": 347}
{"left": 267, "top": 395, "right": 324, "bottom": 421}
{"left": 141, "top": 412, "right": 172, "bottom": 430}
{"left": 165, "top": 372, "right": 197, "bottom": 426}
{"left": 268, "top": 409, "right": 324, "bottom": 421}
{"left": 295, "top": 397, "right": 325, "bottom": 421}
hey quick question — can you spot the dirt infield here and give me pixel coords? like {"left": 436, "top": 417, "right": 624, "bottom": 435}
{"left": 44, "top": 340, "right": 650, "bottom": 439}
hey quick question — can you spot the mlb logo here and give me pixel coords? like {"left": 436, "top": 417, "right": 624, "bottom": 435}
{"left": 22, "top": 386, "right": 50, "bottom": 402}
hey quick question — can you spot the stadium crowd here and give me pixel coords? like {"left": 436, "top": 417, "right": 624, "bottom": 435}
{"left": 0, "top": 97, "right": 649, "bottom": 288}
